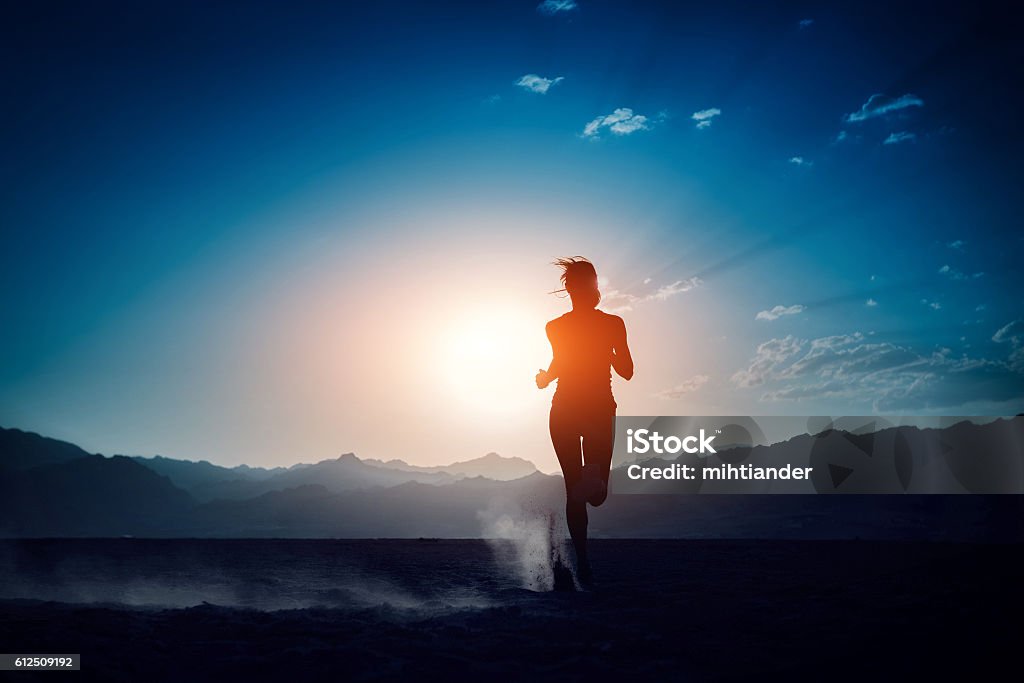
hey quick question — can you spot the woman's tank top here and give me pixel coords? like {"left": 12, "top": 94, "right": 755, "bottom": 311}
{"left": 547, "top": 309, "right": 617, "bottom": 410}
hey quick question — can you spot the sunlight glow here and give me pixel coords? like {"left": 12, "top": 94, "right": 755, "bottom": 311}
{"left": 438, "top": 304, "right": 550, "bottom": 419}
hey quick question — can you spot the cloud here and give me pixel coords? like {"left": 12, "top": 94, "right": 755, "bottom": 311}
{"left": 733, "top": 332, "right": 1024, "bottom": 411}
{"left": 866, "top": 298, "right": 878, "bottom": 307}
{"left": 832, "top": 130, "right": 867, "bottom": 145}
{"left": 601, "top": 276, "right": 702, "bottom": 313}
{"left": 731, "top": 336, "right": 804, "bottom": 387}
{"left": 756, "top": 304, "right": 806, "bottom": 321}
{"left": 515, "top": 74, "right": 564, "bottom": 94}
{"left": 654, "top": 278, "right": 701, "bottom": 300}
{"left": 798, "top": 19, "right": 814, "bottom": 29}
{"left": 831, "top": 129, "right": 864, "bottom": 145}
{"left": 845, "top": 93, "right": 924, "bottom": 123}
{"left": 947, "top": 239, "right": 965, "bottom": 251}
{"left": 920, "top": 298, "right": 942, "bottom": 310}
{"left": 582, "top": 108, "right": 651, "bottom": 138}
{"left": 884, "top": 131, "right": 917, "bottom": 145}
{"left": 938, "top": 265, "right": 984, "bottom": 281}
{"left": 788, "top": 156, "right": 813, "bottom": 167}
{"left": 993, "top": 320, "right": 1023, "bottom": 345}
{"left": 537, "top": 0, "right": 577, "bottom": 15}
{"left": 993, "top": 321, "right": 1024, "bottom": 372}
{"left": 656, "top": 375, "right": 710, "bottom": 399}
{"left": 691, "top": 108, "right": 721, "bottom": 129}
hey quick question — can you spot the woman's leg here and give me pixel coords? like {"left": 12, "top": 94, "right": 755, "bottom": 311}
{"left": 549, "top": 405, "right": 589, "bottom": 568}
{"left": 581, "top": 407, "right": 616, "bottom": 507}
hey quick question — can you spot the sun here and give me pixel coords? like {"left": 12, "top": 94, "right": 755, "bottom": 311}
{"left": 438, "top": 305, "right": 550, "bottom": 417}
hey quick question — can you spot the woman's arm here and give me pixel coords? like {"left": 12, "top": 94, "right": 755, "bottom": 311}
{"left": 536, "top": 321, "right": 560, "bottom": 389}
{"left": 611, "top": 316, "right": 634, "bottom": 380}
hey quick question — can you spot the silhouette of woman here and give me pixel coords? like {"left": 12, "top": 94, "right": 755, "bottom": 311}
{"left": 536, "top": 257, "right": 633, "bottom": 586}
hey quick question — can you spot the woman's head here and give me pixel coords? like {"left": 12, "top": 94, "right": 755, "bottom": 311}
{"left": 553, "top": 256, "right": 600, "bottom": 309}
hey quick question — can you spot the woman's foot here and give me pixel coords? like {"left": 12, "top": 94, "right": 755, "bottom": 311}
{"left": 552, "top": 558, "right": 577, "bottom": 592}
{"left": 577, "top": 560, "right": 596, "bottom": 589}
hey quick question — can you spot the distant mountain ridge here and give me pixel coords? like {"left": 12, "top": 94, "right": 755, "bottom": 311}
{"left": 0, "top": 427, "right": 95, "bottom": 471}
{"left": 0, "top": 422, "right": 1021, "bottom": 540}
{"left": 129, "top": 450, "right": 538, "bottom": 502}
{"left": 0, "top": 452, "right": 194, "bottom": 536}
{"left": 363, "top": 451, "right": 538, "bottom": 480}
{"left": 0, "top": 427, "right": 541, "bottom": 503}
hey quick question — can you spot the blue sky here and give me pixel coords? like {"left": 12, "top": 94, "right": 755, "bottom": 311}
{"left": 2, "top": 1, "right": 1022, "bottom": 468}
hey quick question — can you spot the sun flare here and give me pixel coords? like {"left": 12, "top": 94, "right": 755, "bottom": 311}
{"left": 438, "top": 305, "right": 550, "bottom": 418}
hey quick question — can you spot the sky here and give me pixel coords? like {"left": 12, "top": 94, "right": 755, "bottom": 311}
{"left": 2, "top": 0, "right": 1023, "bottom": 472}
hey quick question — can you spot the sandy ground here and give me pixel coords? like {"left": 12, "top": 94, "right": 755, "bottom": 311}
{"left": 0, "top": 539, "right": 1020, "bottom": 681}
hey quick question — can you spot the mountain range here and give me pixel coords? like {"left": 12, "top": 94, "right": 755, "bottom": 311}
{"left": 128, "top": 451, "right": 530, "bottom": 502}
{"left": 1, "top": 422, "right": 1021, "bottom": 540}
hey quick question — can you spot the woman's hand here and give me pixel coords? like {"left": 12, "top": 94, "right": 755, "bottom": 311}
{"left": 535, "top": 368, "right": 552, "bottom": 389}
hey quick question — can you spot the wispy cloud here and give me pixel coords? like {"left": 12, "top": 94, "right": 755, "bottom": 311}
{"left": 515, "top": 74, "right": 564, "bottom": 94}
{"left": 993, "top": 320, "right": 1024, "bottom": 372}
{"left": 884, "top": 131, "right": 916, "bottom": 145}
{"left": 602, "top": 276, "right": 702, "bottom": 312}
{"left": 832, "top": 129, "right": 864, "bottom": 145}
{"left": 798, "top": 18, "right": 814, "bottom": 29}
{"left": 582, "top": 108, "right": 651, "bottom": 138}
{"left": 733, "top": 332, "right": 1024, "bottom": 411}
{"left": 947, "top": 239, "right": 965, "bottom": 251}
{"left": 788, "top": 156, "right": 813, "bottom": 167}
{"left": 756, "top": 304, "right": 805, "bottom": 321}
{"left": 537, "top": 0, "right": 577, "bottom": 15}
{"left": 691, "top": 107, "right": 721, "bottom": 129}
{"left": 866, "top": 298, "right": 878, "bottom": 307}
{"left": 844, "top": 93, "right": 924, "bottom": 123}
{"left": 993, "top": 321, "right": 1024, "bottom": 371}
{"left": 656, "top": 374, "right": 710, "bottom": 399}
{"left": 992, "top": 320, "right": 1023, "bottom": 345}
{"left": 731, "top": 336, "right": 804, "bottom": 387}
{"left": 654, "top": 278, "right": 701, "bottom": 300}
{"left": 939, "top": 264, "right": 984, "bottom": 280}
{"left": 920, "top": 298, "right": 942, "bottom": 310}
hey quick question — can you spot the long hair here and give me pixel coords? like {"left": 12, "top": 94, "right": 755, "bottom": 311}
{"left": 551, "top": 256, "right": 600, "bottom": 304}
